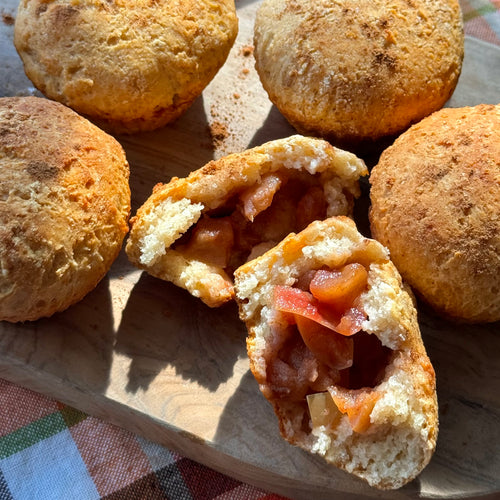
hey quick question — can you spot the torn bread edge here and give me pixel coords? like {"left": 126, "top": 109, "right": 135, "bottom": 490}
{"left": 126, "top": 135, "right": 368, "bottom": 307}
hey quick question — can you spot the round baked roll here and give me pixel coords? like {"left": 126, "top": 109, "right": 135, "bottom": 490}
{"left": 253, "top": 0, "right": 464, "bottom": 147}
{"left": 234, "top": 216, "right": 438, "bottom": 489}
{"left": 369, "top": 104, "right": 500, "bottom": 323}
{"left": 126, "top": 135, "right": 367, "bottom": 307}
{"left": 14, "top": 0, "right": 238, "bottom": 134}
{"left": 0, "top": 96, "right": 131, "bottom": 322}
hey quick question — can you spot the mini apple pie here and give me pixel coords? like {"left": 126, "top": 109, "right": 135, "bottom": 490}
{"left": 126, "top": 135, "right": 367, "bottom": 307}
{"left": 234, "top": 216, "right": 438, "bottom": 489}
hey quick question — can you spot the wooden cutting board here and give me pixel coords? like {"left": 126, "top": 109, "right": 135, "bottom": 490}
{"left": 1, "top": 1, "right": 500, "bottom": 499}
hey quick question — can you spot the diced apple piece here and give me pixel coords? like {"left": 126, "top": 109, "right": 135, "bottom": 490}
{"left": 330, "top": 389, "right": 380, "bottom": 434}
{"left": 273, "top": 285, "right": 365, "bottom": 336}
{"left": 309, "top": 264, "right": 368, "bottom": 312}
{"left": 335, "top": 304, "right": 367, "bottom": 337}
{"left": 307, "top": 392, "right": 342, "bottom": 429}
{"left": 181, "top": 216, "right": 234, "bottom": 267}
{"left": 295, "top": 315, "right": 353, "bottom": 370}
{"left": 239, "top": 172, "right": 285, "bottom": 222}
{"left": 273, "top": 285, "right": 341, "bottom": 330}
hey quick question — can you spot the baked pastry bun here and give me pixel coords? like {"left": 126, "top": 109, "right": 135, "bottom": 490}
{"left": 14, "top": 0, "right": 238, "bottom": 134}
{"left": 126, "top": 135, "right": 367, "bottom": 307}
{"left": 253, "top": 0, "right": 464, "bottom": 148}
{"left": 0, "top": 96, "right": 131, "bottom": 322}
{"left": 370, "top": 104, "right": 500, "bottom": 323}
{"left": 234, "top": 216, "right": 438, "bottom": 489}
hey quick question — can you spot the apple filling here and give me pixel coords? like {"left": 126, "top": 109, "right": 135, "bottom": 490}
{"left": 267, "top": 264, "right": 392, "bottom": 433}
{"left": 173, "top": 170, "right": 333, "bottom": 275}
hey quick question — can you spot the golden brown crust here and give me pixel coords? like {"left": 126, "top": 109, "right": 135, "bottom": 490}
{"left": 234, "top": 216, "right": 438, "bottom": 489}
{"left": 369, "top": 104, "right": 500, "bottom": 322}
{"left": 126, "top": 135, "right": 368, "bottom": 307}
{"left": 0, "top": 96, "right": 131, "bottom": 322}
{"left": 254, "top": 0, "right": 464, "bottom": 147}
{"left": 14, "top": 0, "right": 238, "bottom": 134}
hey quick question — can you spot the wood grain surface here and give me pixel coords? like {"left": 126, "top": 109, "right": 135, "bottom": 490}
{"left": 1, "top": 1, "right": 499, "bottom": 499}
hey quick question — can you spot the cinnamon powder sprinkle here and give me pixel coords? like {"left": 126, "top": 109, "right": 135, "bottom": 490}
{"left": 238, "top": 67, "right": 250, "bottom": 79}
{"left": 2, "top": 12, "right": 15, "bottom": 25}
{"left": 241, "top": 45, "right": 254, "bottom": 57}
{"left": 208, "top": 121, "right": 230, "bottom": 149}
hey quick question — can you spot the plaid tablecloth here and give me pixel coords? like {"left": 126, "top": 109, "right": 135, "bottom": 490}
{"left": 1, "top": 2, "right": 499, "bottom": 500}
{"left": 0, "top": 379, "right": 284, "bottom": 500}
{"left": 461, "top": 0, "right": 500, "bottom": 44}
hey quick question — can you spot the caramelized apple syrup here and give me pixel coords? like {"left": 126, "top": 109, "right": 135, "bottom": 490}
{"left": 268, "top": 264, "right": 392, "bottom": 433}
{"left": 266, "top": 325, "right": 391, "bottom": 397}
{"left": 173, "top": 170, "right": 332, "bottom": 275}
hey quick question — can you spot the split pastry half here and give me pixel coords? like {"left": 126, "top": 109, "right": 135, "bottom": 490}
{"left": 234, "top": 216, "right": 438, "bottom": 489}
{"left": 126, "top": 135, "right": 367, "bottom": 307}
